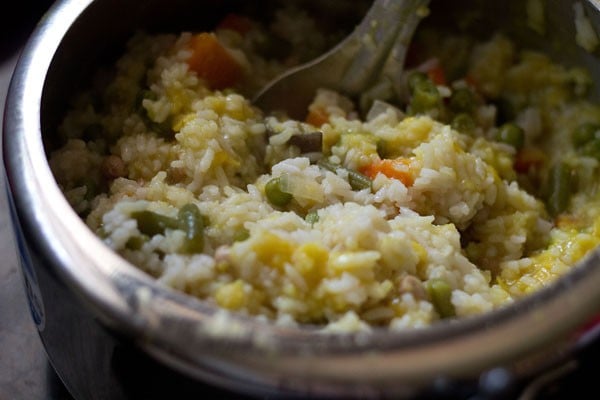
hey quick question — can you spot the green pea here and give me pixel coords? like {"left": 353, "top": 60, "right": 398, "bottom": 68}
{"left": 265, "top": 176, "right": 292, "bottom": 207}
{"left": 449, "top": 87, "right": 475, "bottom": 113}
{"left": 131, "top": 210, "right": 179, "bottom": 236}
{"left": 233, "top": 228, "right": 250, "bottom": 242}
{"left": 178, "top": 203, "right": 205, "bottom": 253}
{"left": 409, "top": 79, "right": 441, "bottom": 115}
{"left": 426, "top": 278, "right": 456, "bottom": 318}
{"left": 495, "top": 123, "right": 525, "bottom": 150}
{"left": 545, "top": 162, "right": 573, "bottom": 217}
{"left": 451, "top": 113, "right": 476, "bottom": 135}
{"left": 572, "top": 122, "right": 600, "bottom": 148}
{"left": 305, "top": 211, "right": 319, "bottom": 225}
{"left": 407, "top": 71, "right": 429, "bottom": 91}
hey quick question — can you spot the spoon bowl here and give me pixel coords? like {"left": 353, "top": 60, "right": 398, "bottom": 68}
{"left": 253, "top": 0, "right": 430, "bottom": 119}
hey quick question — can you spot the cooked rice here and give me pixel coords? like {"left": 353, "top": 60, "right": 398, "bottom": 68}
{"left": 48, "top": 7, "right": 600, "bottom": 332}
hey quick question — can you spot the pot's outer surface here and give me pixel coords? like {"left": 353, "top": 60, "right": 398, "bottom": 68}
{"left": 3, "top": 0, "right": 600, "bottom": 399}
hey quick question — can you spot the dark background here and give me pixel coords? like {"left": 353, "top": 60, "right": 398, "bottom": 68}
{"left": 1, "top": 1, "right": 74, "bottom": 399}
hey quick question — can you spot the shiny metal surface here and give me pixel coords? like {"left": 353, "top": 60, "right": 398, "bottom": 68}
{"left": 3, "top": 0, "right": 600, "bottom": 398}
{"left": 0, "top": 2, "right": 73, "bottom": 398}
{"left": 254, "top": 0, "right": 429, "bottom": 119}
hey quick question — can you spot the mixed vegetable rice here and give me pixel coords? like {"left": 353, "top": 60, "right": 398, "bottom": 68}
{"left": 49, "top": 6, "right": 600, "bottom": 332}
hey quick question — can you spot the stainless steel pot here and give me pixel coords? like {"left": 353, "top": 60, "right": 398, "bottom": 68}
{"left": 3, "top": 0, "right": 600, "bottom": 399}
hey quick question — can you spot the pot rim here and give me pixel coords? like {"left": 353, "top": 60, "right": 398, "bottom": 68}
{"left": 3, "top": 0, "right": 600, "bottom": 394}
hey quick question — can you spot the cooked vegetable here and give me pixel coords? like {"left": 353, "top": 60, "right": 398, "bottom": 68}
{"left": 347, "top": 169, "right": 373, "bottom": 191}
{"left": 125, "top": 235, "right": 148, "bottom": 250}
{"left": 305, "top": 106, "right": 330, "bottom": 127}
{"left": 186, "top": 32, "right": 243, "bottom": 90}
{"left": 451, "top": 113, "right": 476, "bottom": 135}
{"left": 265, "top": 176, "right": 293, "bottom": 206}
{"left": 426, "top": 278, "right": 456, "bottom": 318}
{"left": 132, "top": 210, "right": 179, "bottom": 236}
{"left": 318, "top": 159, "right": 372, "bottom": 191}
{"left": 233, "top": 228, "right": 250, "bottom": 242}
{"left": 449, "top": 87, "right": 475, "bottom": 113}
{"left": 407, "top": 70, "right": 428, "bottom": 91}
{"left": 131, "top": 205, "right": 206, "bottom": 253}
{"left": 289, "top": 131, "right": 323, "bottom": 153}
{"left": 178, "top": 203, "right": 205, "bottom": 253}
{"left": 426, "top": 63, "right": 447, "bottom": 86}
{"left": 495, "top": 122, "right": 525, "bottom": 150}
{"left": 408, "top": 73, "right": 441, "bottom": 115}
{"left": 545, "top": 162, "right": 573, "bottom": 217}
{"left": 305, "top": 211, "right": 319, "bottom": 225}
{"left": 360, "top": 158, "right": 414, "bottom": 187}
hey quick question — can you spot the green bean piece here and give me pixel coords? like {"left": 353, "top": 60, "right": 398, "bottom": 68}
{"left": 451, "top": 113, "right": 476, "bottom": 135}
{"left": 409, "top": 78, "right": 441, "bottom": 115}
{"left": 317, "top": 159, "right": 372, "bottom": 191}
{"left": 305, "top": 211, "right": 319, "bottom": 225}
{"left": 449, "top": 87, "right": 475, "bottom": 113}
{"left": 426, "top": 278, "right": 456, "bottom": 318}
{"left": 131, "top": 210, "right": 179, "bottom": 236}
{"left": 178, "top": 203, "right": 205, "bottom": 253}
{"left": 495, "top": 123, "right": 525, "bottom": 150}
{"left": 545, "top": 162, "right": 573, "bottom": 217}
{"left": 317, "top": 159, "right": 338, "bottom": 173}
{"left": 347, "top": 169, "right": 373, "bottom": 191}
{"left": 572, "top": 122, "right": 600, "bottom": 148}
{"left": 265, "top": 176, "right": 292, "bottom": 207}
{"left": 126, "top": 235, "right": 149, "bottom": 250}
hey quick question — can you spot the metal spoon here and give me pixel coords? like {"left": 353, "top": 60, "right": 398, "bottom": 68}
{"left": 253, "top": 0, "right": 430, "bottom": 119}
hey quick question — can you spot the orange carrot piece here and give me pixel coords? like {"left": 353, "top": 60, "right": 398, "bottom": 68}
{"left": 306, "top": 107, "right": 329, "bottom": 127}
{"left": 360, "top": 158, "right": 414, "bottom": 187}
{"left": 186, "top": 32, "right": 243, "bottom": 90}
{"left": 216, "top": 13, "right": 254, "bottom": 34}
{"left": 427, "top": 63, "right": 447, "bottom": 86}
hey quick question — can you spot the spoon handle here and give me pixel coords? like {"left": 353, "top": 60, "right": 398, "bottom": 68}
{"left": 253, "top": 0, "right": 430, "bottom": 118}
{"left": 338, "top": 0, "right": 430, "bottom": 94}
